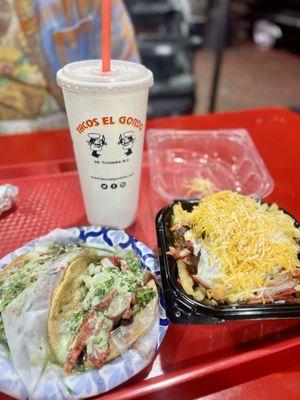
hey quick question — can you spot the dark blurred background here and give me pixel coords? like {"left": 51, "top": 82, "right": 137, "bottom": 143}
{"left": 1, "top": 0, "right": 300, "bottom": 134}
{"left": 125, "top": 0, "right": 300, "bottom": 117}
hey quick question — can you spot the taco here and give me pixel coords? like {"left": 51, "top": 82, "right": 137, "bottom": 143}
{"left": 48, "top": 252, "right": 158, "bottom": 373}
{"left": 0, "top": 243, "right": 89, "bottom": 342}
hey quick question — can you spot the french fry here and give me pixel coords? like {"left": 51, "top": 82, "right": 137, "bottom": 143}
{"left": 194, "top": 287, "right": 205, "bottom": 302}
{"left": 177, "top": 260, "right": 194, "bottom": 296}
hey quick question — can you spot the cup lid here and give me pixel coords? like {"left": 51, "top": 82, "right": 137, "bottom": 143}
{"left": 57, "top": 60, "right": 153, "bottom": 93}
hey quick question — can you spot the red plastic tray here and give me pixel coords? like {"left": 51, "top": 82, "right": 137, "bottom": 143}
{"left": 1, "top": 157, "right": 300, "bottom": 400}
{"left": 1, "top": 108, "right": 300, "bottom": 399}
{"left": 0, "top": 159, "right": 163, "bottom": 256}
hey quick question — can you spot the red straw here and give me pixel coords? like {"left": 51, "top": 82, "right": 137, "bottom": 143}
{"left": 101, "top": 0, "right": 111, "bottom": 72}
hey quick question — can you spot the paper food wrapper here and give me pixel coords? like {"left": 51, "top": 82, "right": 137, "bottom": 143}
{"left": 0, "top": 229, "right": 161, "bottom": 400}
{"left": 0, "top": 184, "right": 18, "bottom": 216}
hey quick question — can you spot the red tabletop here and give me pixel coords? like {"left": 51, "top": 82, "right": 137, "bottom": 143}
{"left": 0, "top": 107, "right": 300, "bottom": 400}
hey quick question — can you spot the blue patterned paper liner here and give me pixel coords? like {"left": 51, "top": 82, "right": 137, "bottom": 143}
{"left": 0, "top": 227, "right": 169, "bottom": 400}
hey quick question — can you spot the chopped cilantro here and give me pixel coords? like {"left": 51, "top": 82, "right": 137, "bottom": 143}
{"left": 0, "top": 299, "right": 10, "bottom": 311}
{"left": 73, "top": 364, "right": 85, "bottom": 373}
{"left": 70, "top": 310, "right": 86, "bottom": 333}
{"left": 126, "top": 257, "right": 141, "bottom": 274}
{"left": 0, "top": 318, "right": 5, "bottom": 342}
{"left": 66, "top": 387, "right": 76, "bottom": 395}
{"left": 104, "top": 277, "right": 114, "bottom": 288}
{"left": 135, "top": 288, "right": 155, "bottom": 308}
{"left": 94, "top": 287, "right": 105, "bottom": 298}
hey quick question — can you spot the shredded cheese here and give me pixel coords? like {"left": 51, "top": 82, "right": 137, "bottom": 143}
{"left": 183, "top": 176, "right": 219, "bottom": 198}
{"left": 174, "top": 191, "right": 300, "bottom": 302}
{"left": 173, "top": 203, "right": 191, "bottom": 226}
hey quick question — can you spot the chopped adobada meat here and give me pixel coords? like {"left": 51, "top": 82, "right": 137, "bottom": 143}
{"left": 142, "top": 269, "right": 155, "bottom": 284}
{"left": 169, "top": 224, "right": 190, "bottom": 235}
{"left": 66, "top": 313, "right": 104, "bottom": 372}
{"left": 122, "top": 308, "right": 132, "bottom": 320}
{"left": 111, "top": 255, "right": 130, "bottom": 273}
{"left": 96, "top": 290, "right": 116, "bottom": 312}
{"left": 167, "top": 247, "right": 191, "bottom": 260}
{"left": 66, "top": 291, "right": 116, "bottom": 372}
{"left": 183, "top": 241, "right": 194, "bottom": 252}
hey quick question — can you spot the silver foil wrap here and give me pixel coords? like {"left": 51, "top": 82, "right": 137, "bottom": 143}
{"left": 0, "top": 184, "right": 19, "bottom": 215}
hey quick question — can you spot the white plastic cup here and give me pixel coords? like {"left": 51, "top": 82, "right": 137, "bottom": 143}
{"left": 57, "top": 60, "right": 153, "bottom": 229}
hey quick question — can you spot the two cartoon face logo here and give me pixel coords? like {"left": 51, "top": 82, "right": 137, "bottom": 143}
{"left": 87, "top": 133, "right": 107, "bottom": 158}
{"left": 87, "top": 131, "right": 136, "bottom": 158}
{"left": 118, "top": 131, "right": 135, "bottom": 156}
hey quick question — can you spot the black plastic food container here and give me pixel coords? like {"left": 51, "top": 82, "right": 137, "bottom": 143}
{"left": 156, "top": 199, "right": 300, "bottom": 324}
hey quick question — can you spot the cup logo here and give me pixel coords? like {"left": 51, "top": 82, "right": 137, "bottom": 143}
{"left": 118, "top": 131, "right": 136, "bottom": 156}
{"left": 87, "top": 133, "right": 107, "bottom": 158}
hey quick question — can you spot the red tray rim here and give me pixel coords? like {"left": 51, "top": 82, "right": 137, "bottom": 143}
{"left": 99, "top": 333, "right": 300, "bottom": 400}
